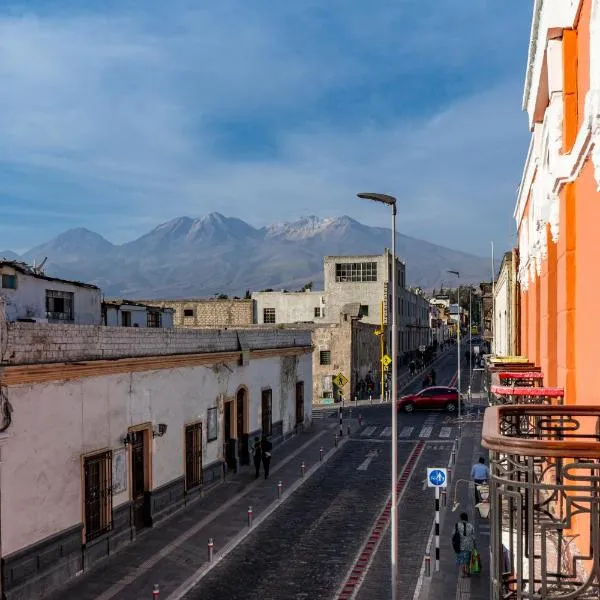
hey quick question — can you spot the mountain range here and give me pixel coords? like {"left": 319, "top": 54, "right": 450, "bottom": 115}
{"left": 1, "top": 213, "right": 496, "bottom": 298}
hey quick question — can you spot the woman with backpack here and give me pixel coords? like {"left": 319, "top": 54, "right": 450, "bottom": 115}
{"left": 452, "top": 512, "right": 476, "bottom": 577}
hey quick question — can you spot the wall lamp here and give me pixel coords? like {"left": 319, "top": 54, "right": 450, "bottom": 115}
{"left": 153, "top": 423, "right": 168, "bottom": 438}
{"left": 122, "top": 432, "right": 133, "bottom": 446}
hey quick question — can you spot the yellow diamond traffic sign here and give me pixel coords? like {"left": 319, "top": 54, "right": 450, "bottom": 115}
{"left": 381, "top": 354, "right": 392, "bottom": 367}
{"left": 333, "top": 372, "right": 348, "bottom": 387}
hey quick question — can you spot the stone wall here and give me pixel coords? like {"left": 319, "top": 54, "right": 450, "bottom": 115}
{"left": 0, "top": 314, "right": 311, "bottom": 365}
{"left": 311, "top": 320, "right": 351, "bottom": 401}
{"left": 137, "top": 299, "right": 253, "bottom": 328}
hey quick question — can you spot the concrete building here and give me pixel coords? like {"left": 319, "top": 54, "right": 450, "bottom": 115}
{"left": 252, "top": 290, "right": 326, "bottom": 324}
{"left": 493, "top": 251, "right": 519, "bottom": 357}
{"left": 0, "top": 300, "right": 311, "bottom": 599}
{"left": 252, "top": 251, "right": 431, "bottom": 364}
{"left": 102, "top": 299, "right": 175, "bottom": 328}
{"left": 428, "top": 301, "right": 451, "bottom": 345}
{"left": 139, "top": 298, "right": 254, "bottom": 328}
{"left": 0, "top": 260, "right": 101, "bottom": 324}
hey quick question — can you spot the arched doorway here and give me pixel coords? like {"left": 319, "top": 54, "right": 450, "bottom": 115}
{"left": 237, "top": 388, "right": 250, "bottom": 466}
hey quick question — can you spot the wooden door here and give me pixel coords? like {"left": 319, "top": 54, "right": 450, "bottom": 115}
{"left": 130, "top": 430, "right": 148, "bottom": 531}
{"left": 185, "top": 423, "right": 203, "bottom": 490}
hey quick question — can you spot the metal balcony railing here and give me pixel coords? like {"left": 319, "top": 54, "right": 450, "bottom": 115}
{"left": 482, "top": 405, "right": 600, "bottom": 599}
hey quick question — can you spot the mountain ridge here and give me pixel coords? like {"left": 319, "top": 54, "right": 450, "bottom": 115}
{"left": 3, "top": 214, "right": 497, "bottom": 297}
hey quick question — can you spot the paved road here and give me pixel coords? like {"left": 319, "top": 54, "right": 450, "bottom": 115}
{"left": 180, "top": 352, "right": 461, "bottom": 600}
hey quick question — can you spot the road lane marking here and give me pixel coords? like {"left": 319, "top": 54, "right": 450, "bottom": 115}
{"left": 419, "top": 426, "right": 433, "bottom": 438}
{"left": 439, "top": 427, "right": 452, "bottom": 438}
{"left": 360, "top": 426, "right": 377, "bottom": 437}
{"left": 399, "top": 426, "right": 414, "bottom": 438}
{"left": 379, "top": 426, "right": 392, "bottom": 437}
{"left": 357, "top": 450, "right": 379, "bottom": 471}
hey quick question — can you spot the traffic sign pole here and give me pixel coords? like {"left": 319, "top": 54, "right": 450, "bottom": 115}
{"left": 435, "top": 487, "right": 440, "bottom": 572}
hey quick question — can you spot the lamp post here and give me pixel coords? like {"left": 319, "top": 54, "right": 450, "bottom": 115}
{"left": 447, "top": 270, "right": 461, "bottom": 439}
{"left": 358, "top": 192, "right": 398, "bottom": 600}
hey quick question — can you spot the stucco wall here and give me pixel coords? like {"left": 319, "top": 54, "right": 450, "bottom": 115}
{"left": 103, "top": 305, "right": 174, "bottom": 329}
{"left": 0, "top": 268, "right": 100, "bottom": 325}
{"left": 1, "top": 352, "right": 312, "bottom": 555}
{"left": 252, "top": 291, "right": 326, "bottom": 324}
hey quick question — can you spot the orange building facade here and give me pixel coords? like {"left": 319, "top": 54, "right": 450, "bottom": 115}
{"left": 516, "top": 0, "right": 600, "bottom": 406}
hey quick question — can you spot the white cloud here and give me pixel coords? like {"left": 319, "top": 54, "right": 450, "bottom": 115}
{"left": 0, "top": 1, "right": 531, "bottom": 254}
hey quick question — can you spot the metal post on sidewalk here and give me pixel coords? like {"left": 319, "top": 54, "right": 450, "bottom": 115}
{"left": 277, "top": 480, "right": 283, "bottom": 499}
{"left": 335, "top": 434, "right": 339, "bottom": 447}
{"left": 451, "top": 445, "right": 456, "bottom": 466}
{"left": 447, "top": 466, "right": 453, "bottom": 487}
{"left": 319, "top": 446, "right": 324, "bottom": 461}
{"left": 369, "top": 394, "right": 372, "bottom": 405}
{"left": 435, "top": 488, "right": 440, "bottom": 572}
{"left": 441, "top": 489, "right": 447, "bottom": 508}
{"left": 300, "top": 461, "right": 305, "bottom": 477}
{"left": 153, "top": 584, "right": 160, "bottom": 599}
{"left": 424, "top": 554, "right": 431, "bottom": 577}
{"left": 208, "top": 538, "right": 214, "bottom": 563}
{"left": 339, "top": 398, "right": 344, "bottom": 437}
{"left": 247, "top": 506, "right": 253, "bottom": 528}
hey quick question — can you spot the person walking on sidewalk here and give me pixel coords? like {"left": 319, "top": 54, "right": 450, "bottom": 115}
{"left": 261, "top": 436, "right": 273, "bottom": 479}
{"left": 471, "top": 457, "right": 489, "bottom": 503}
{"left": 453, "top": 512, "right": 476, "bottom": 578}
{"left": 252, "top": 436, "right": 262, "bottom": 479}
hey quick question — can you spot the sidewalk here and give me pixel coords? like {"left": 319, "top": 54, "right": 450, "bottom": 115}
{"left": 48, "top": 419, "right": 354, "bottom": 600}
{"left": 420, "top": 422, "right": 490, "bottom": 600}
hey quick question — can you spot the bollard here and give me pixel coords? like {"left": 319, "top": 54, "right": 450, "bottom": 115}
{"left": 277, "top": 480, "right": 283, "bottom": 499}
{"left": 441, "top": 490, "right": 447, "bottom": 508}
{"left": 447, "top": 467, "right": 453, "bottom": 486}
{"left": 319, "top": 446, "right": 324, "bottom": 461}
{"left": 347, "top": 423, "right": 351, "bottom": 435}
{"left": 358, "top": 413, "right": 363, "bottom": 426}
{"left": 369, "top": 394, "right": 373, "bottom": 405}
{"left": 153, "top": 584, "right": 160, "bottom": 599}
{"left": 334, "top": 434, "right": 339, "bottom": 447}
{"left": 424, "top": 554, "right": 431, "bottom": 577}
{"left": 450, "top": 447, "right": 456, "bottom": 466}
{"left": 247, "top": 505, "right": 253, "bottom": 528}
{"left": 300, "top": 462, "right": 305, "bottom": 477}
{"left": 208, "top": 538, "right": 214, "bottom": 563}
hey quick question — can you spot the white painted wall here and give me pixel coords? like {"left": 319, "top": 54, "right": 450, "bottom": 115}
{"left": 252, "top": 290, "right": 325, "bottom": 323}
{"left": 1, "top": 352, "right": 312, "bottom": 555}
{"left": 0, "top": 267, "right": 100, "bottom": 324}
{"left": 103, "top": 305, "right": 174, "bottom": 328}
{"left": 494, "top": 263, "right": 511, "bottom": 356}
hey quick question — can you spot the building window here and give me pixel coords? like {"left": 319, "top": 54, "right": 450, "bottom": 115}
{"left": 320, "top": 350, "right": 331, "bottom": 365}
{"left": 261, "top": 389, "right": 272, "bottom": 436}
{"left": 121, "top": 311, "right": 132, "bottom": 327}
{"left": 84, "top": 450, "right": 113, "bottom": 541}
{"left": 147, "top": 310, "right": 162, "bottom": 328}
{"left": 335, "top": 262, "right": 377, "bottom": 283}
{"left": 45, "top": 290, "right": 74, "bottom": 321}
{"left": 263, "top": 308, "right": 276, "bottom": 324}
{"left": 359, "top": 305, "right": 369, "bottom": 317}
{"left": 1, "top": 274, "right": 16, "bottom": 289}
{"left": 314, "top": 307, "right": 321, "bottom": 318}
{"left": 183, "top": 309, "right": 194, "bottom": 317}
{"left": 185, "top": 422, "right": 203, "bottom": 490}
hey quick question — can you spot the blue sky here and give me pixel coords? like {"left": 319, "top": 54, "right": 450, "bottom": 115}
{"left": 0, "top": 0, "right": 532, "bottom": 255}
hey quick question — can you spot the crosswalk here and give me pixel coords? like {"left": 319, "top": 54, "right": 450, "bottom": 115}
{"left": 358, "top": 423, "right": 456, "bottom": 440}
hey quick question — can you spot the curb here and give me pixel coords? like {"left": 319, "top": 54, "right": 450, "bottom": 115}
{"left": 167, "top": 434, "right": 351, "bottom": 599}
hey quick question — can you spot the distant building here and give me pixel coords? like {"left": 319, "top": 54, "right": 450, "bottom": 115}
{"left": 138, "top": 298, "right": 254, "bottom": 328}
{"left": 102, "top": 299, "right": 174, "bottom": 328}
{"left": 0, "top": 260, "right": 101, "bottom": 324}
{"left": 493, "top": 250, "right": 519, "bottom": 357}
{"left": 252, "top": 290, "right": 326, "bottom": 324}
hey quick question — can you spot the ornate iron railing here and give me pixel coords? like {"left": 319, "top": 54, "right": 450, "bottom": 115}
{"left": 483, "top": 405, "right": 600, "bottom": 599}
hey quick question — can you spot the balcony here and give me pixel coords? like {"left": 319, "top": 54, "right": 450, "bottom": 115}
{"left": 482, "top": 405, "right": 600, "bottom": 599}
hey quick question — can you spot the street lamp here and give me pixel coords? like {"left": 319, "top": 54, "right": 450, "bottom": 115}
{"left": 357, "top": 192, "right": 398, "bottom": 600}
{"left": 447, "top": 270, "right": 462, "bottom": 439}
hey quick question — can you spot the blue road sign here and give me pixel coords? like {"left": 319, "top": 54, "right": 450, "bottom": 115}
{"left": 427, "top": 468, "right": 447, "bottom": 487}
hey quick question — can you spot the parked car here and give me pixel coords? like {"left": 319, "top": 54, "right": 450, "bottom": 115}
{"left": 397, "top": 386, "right": 461, "bottom": 413}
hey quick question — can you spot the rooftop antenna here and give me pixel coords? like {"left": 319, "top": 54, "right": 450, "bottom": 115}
{"left": 33, "top": 257, "right": 48, "bottom": 274}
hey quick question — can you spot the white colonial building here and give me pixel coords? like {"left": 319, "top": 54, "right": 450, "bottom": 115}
{"left": 0, "top": 260, "right": 101, "bottom": 324}
{"left": 0, "top": 301, "right": 312, "bottom": 600}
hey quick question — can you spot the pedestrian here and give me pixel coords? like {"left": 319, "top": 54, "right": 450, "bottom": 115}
{"left": 453, "top": 512, "right": 476, "bottom": 578}
{"left": 261, "top": 436, "right": 273, "bottom": 479}
{"left": 251, "top": 436, "right": 262, "bottom": 479}
{"left": 471, "top": 457, "right": 489, "bottom": 503}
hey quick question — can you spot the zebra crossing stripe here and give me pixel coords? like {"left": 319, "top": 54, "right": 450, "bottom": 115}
{"left": 439, "top": 427, "right": 452, "bottom": 438}
{"left": 379, "top": 426, "right": 392, "bottom": 437}
{"left": 399, "top": 426, "right": 414, "bottom": 438}
{"left": 361, "top": 426, "right": 377, "bottom": 437}
{"left": 419, "top": 426, "right": 433, "bottom": 438}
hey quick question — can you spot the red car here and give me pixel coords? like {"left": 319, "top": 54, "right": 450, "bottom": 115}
{"left": 397, "top": 386, "right": 461, "bottom": 413}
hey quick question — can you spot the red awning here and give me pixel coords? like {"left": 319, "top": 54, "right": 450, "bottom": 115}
{"left": 491, "top": 385, "right": 564, "bottom": 397}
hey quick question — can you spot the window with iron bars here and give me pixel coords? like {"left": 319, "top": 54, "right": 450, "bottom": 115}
{"left": 263, "top": 308, "right": 276, "bottom": 323}
{"left": 335, "top": 262, "right": 377, "bottom": 283}
{"left": 45, "top": 289, "right": 74, "bottom": 321}
{"left": 84, "top": 450, "right": 113, "bottom": 541}
{"left": 185, "top": 422, "right": 203, "bottom": 490}
{"left": 147, "top": 310, "right": 162, "bottom": 328}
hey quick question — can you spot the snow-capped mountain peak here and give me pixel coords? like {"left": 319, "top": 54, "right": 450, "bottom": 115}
{"left": 266, "top": 215, "right": 358, "bottom": 240}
